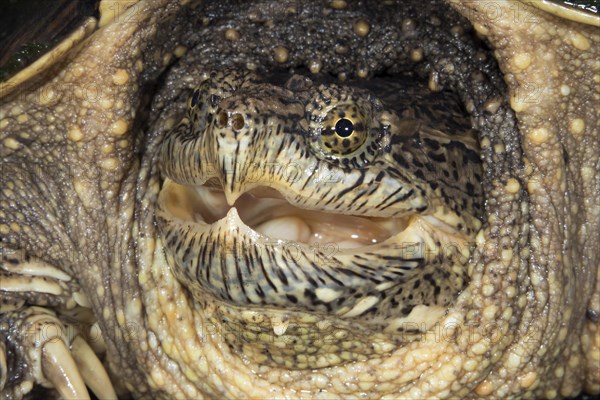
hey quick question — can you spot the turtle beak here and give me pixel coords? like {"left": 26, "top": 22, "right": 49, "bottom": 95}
{"left": 203, "top": 93, "right": 305, "bottom": 205}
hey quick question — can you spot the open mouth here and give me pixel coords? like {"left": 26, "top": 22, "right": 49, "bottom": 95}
{"left": 160, "top": 178, "right": 411, "bottom": 251}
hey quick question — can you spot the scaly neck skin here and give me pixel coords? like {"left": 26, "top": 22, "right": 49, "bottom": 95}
{"left": 39, "top": 0, "right": 596, "bottom": 398}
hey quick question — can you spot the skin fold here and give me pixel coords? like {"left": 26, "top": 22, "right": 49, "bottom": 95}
{"left": 0, "top": 0, "right": 598, "bottom": 398}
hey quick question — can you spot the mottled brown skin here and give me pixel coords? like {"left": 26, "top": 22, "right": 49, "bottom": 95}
{"left": 0, "top": 0, "right": 598, "bottom": 399}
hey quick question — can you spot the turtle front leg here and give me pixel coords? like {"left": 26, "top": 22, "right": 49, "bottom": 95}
{"left": 0, "top": 248, "right": 117, "bottom": 400}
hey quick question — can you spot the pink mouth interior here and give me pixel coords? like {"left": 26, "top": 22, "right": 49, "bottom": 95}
{"left": 165, "top": 180, "right": 409, "bottom": 249}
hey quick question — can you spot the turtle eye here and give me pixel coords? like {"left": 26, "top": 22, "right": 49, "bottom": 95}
{"left": 321, "top": 108, "right": 367, "bottom": 155}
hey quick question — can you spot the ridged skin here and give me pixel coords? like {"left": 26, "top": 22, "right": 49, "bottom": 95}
{"left": 0, "top": 0, "right": 597, "bottom": 398}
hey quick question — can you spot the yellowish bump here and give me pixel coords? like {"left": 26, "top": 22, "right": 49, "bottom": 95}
{"left": 519, "top": 371, "right": 537, "bottom": 388}
{"left": 527, "top": 178, "right": 542, "bottom": 194}
{"left": 162, "top": 52, "right": 173, "bottom": 66}
{"left": 513, "top": 53, "right": 531, "bottom": 70}
{"left": 507, "top": 352, "right": 521, "bottom": 369}
{"left": 0, "top": 119, "right": 8, "bottom": 129}
{"left": 554, "top": 366, "right": 564, "bottom": 378}
{"left": 517, "top": 294, "right": 527, "bottom": 309}
{"left": 309, "top": 59, "right": 322, "bottom": 74}
{"left": 473, "top": 22, "right": 488, "bottom": 35}
{"left": 9, "top": 105, "right": 23, "bottom": 116}
{"left": 475, "top": 380, "right": 494, "bottom": 396}
{"left": 116, "top": 310, "right": 125, "bottom": 326}
{"left": 463, "top": 359, "right": 478, "bottom": 372}
{"left": 428, "top": 72, "right": 442, "bottom": 92}
{"left": 100, "top": 157, "right": 118, "bottom": 171}
{"left": 3, "top": 137, "right": 21, "bottom": 150}
{"left": 510, "top": 95, "right": 527, "bottom": 113}
{"left": 174, "top": 45, "right": 187, "bottom": 58}
{"left": 96, "top": 286, "right": 104, "bottom": 297}
{"left": 529, "top": 127, "right": 550, "bottom": 144}
{"left": 100, "top": 97, "right": 114, "bottom": 110}
{"left": 568, "top": 118, "right": 585, "bottom": 136}
{"left": 569, "top": 355, "right": 581, "bottom": 367}
{"left": 482, "top": 304, "right": 498, "bottom": 320}
{"left": 530, "top": 271, "right": 542, "bottom": 286}
{"left": 471, "top": 342, "right": 487, "bottom": 355}
{"left": 505, "top": 178, "right": 520, "bottom": 194}
{"left": 224, "top": 28, "right": 240, "bottom": 41}
{"left": 71, "top": 63, "right": 86, "bottom": 78}
{"left": 570, "top": 32, "right": 590, "bottom": 51}
{"left": 67, "top": 126, "right": 84, "bottom": 142}
{"left": 410, "top": 48, "right": 423, "bottom": 62}
{"left": 136, "top": 59, "right": 144, "bottom": 73}
{"left": 558, "top": 327, "right": 568, "bottom": 341}
{"left": 330, "top": 0, "right": 347, "bottom": 9}
{"left": 38, "top": 87, "right": 56, "bottom": 105}
{"left": 482, "top": 284, "right": 495, "bottom": 296}
{"left": 545, "top": 389, "right": 558, "bottom": 399}
{"left": 0, "top": 224, "right": 9, "bottom": 235}
{"left": 450, "top": 25, "right": 464, "bottom": 36}
{"left": 335, "top": 45, "right": 348, "bottom": 56}
{"left": 102, "top": 143, "right": 115, "bottom": 154}
{"left": 358, "top": 380, "right": 375, "bottom": 391}
{"left": 7, "top": 221, "right": 20, "bottom": 233}
{"left": 102, "top": 307, "right": 111, "bottom": 319}
{"left": 380, "top": 367, "right": 400, "bottom": 381}
{"left": 483, "top": 98, "right": 501, "bottom": 114}
{"left": 353, "top": 19, "right": 370, "bottom": 37}
{"left": 112, "top": 69, "right": 130, "bottom": 86}
{"left": 111, "top": 119, "right": 129, "bottom": 136}
{"left": 273, "top": 46, "right": 289, "bottom": 63}
{"left": 16, "top": 114, "right": 28, "bottom": 123}
{"left": 150, "top": 367, "right": 166, "bottom": 387}
{"left": 582, "top": 166, "right": 595, "bottom": 183}
{"left": 356, "top": 66, "right": 369, "bottom": 79}
{"left": 560, "top": 84, "right": 571, "bottom": 96}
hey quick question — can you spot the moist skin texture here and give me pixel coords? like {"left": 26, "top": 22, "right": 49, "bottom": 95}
{"left": 0, "top": 0, "right": 598, "bottom": 399}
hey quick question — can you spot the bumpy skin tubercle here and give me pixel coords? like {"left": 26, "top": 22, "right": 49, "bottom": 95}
{"left": 0, "top": 0, "right": 598, "bottom": 399}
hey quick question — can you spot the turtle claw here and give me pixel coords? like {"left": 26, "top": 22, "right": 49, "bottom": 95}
{"left": 71, "top": 336, "right": 118, "bottom": 400}
{"left": 0, "top": 342, "right": 7, "bottom": 393}
{"left": 42, "top": 339, "right": 90, "bottom": 400}
{"left": 0, "top": 306, "right": 114, "bottom": 399}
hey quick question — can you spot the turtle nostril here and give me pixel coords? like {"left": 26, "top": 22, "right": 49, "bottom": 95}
{"left": 216, "top": 110, "right": 228, "bottom": 128}
{"left": 215, "top": 111, "right": 244, "bottom": 130}
{"left": 231, "top": 113, "right": 245, "bottom": 130}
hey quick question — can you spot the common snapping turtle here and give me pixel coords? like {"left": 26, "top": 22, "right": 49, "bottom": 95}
{"left": 1, "top": 0, "right": 598, "bottom": 399}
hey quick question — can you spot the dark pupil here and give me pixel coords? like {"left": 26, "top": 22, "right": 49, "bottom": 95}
{"left": 335, "top": 118, "right": 354, "bottom": 137}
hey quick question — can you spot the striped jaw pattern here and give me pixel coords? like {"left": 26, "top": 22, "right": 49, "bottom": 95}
{"left": 156, "top": 69, "right": 482, "bottom": 368}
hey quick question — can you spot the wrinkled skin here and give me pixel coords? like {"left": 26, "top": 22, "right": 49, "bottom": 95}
{"left": 0, "top": 0, "right": 598, "bottom": 399}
